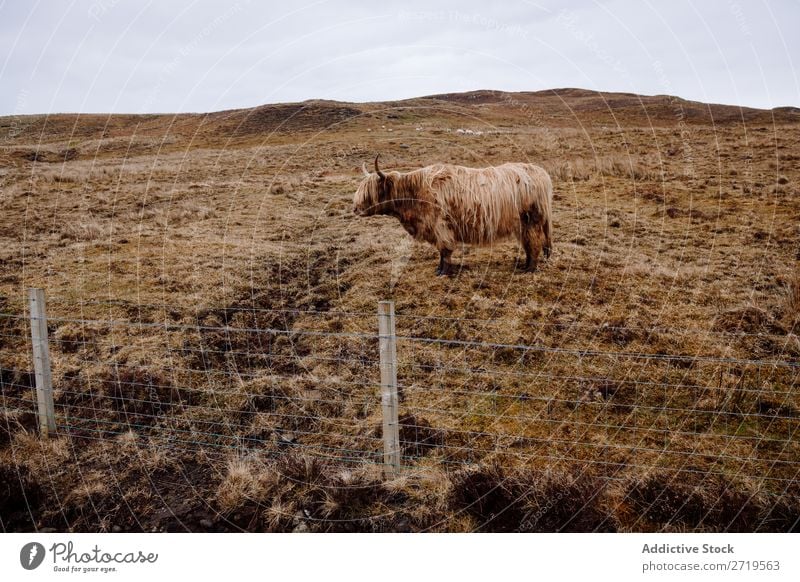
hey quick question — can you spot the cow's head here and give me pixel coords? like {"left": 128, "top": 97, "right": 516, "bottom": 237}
{"left": 353, "top": 155, "right": 393, "bottom": 216}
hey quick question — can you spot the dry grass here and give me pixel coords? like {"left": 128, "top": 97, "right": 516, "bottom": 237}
{"left": 784, "top": 269, "right": 800, "bottom": 329}
{"left": 216, "top": 459, "right": 263, "bottom": 513}
{"left": 544, "top": 154, "right": 662, "bottom": 182}
{"left": 59, "top": 219, "right": 108, "bottom": 242}
{"left": 1, "top": 89, "right": 799, "bottom": 532}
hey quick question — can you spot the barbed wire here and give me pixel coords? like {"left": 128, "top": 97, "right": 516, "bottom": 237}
{"left": 51, "top": 358, "right": 383, "bottom": 386}
{"left": 0, "top": 308, "right": 800, "bottom": 354}
{"left": 54, "top": 385, "right": 376, "bottom": 413}
{"left": 405, "top": 363, "right": 799, "bottom": 397}
{"left": 2, "top": 305, "right": 798, "bottom": 484}
{"left": 54, "top": 403, "right": 381, "bottom": 445}
{"left": 57, "top": 422, "right": 388, "bottom": 464}
{"left": 57, "top": 417, "right": 797, "bottom": 483}
{"left": 50, "top": 373, "right": 800, "bottom": 424}
{"left": 47, "top": 428, "right": 395, "bottom": 469}
{"left": 36, "top": 335, "right": 380, "bottom": 368}
{"left": 398, "top": 335, "right": 800, "bottom": 368}
{"left": 5, "top": 374, "right": 794, "bottom": 445}
{"left": 395, "top": 311, "right": 800, "bottom": 341}
{"left": 26, "top": 300, "right": 800, "bottom": 340}
{"left": 390, "top": 420, "right": 799, "bottom": 464}
{"left": 44, "top": 297, "right": 377, "bottom": 319}
{"left": 0, "top": 393, "right": 36, "bottom": 405}
{"left": 408, "top": 402, "right": 799, "bottom": 431}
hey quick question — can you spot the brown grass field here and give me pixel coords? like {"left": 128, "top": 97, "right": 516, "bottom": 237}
{"left": 1, "top": 88, "right": 799, "bottom": 532}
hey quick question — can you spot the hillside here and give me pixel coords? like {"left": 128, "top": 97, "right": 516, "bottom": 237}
{"left": 1, "top": 88, "right": 799, "bottom": 532}
{"left": 2, "top": 88, "right": 797, "bottom": 151}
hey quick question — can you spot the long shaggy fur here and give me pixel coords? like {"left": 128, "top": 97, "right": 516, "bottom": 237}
{"left": 353, "top": 161, "right": 553, "bottom": 273}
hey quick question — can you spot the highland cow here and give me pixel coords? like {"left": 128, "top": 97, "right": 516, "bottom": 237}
{"left": 353, "top": 156, "right": 553, "bottom": 275}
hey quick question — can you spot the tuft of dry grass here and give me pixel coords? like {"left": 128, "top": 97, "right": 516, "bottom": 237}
{"left": 59, "top": 219, "right": 108, "bottom": 242}
{"left": 216, "top": 459, "right": 263, "bottom": 513}
{"left": 9, "top": 432, "right": 71, "bottom": 477}
{"left": 262, "top": 498, "right": 296, "bottom": 532}
{"left": 63, "top": 471, "right": 112, "bottom": 509}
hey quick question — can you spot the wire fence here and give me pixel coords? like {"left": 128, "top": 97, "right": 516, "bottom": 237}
{"left": 1, "top": 289, "right": 799, "bottom": 485}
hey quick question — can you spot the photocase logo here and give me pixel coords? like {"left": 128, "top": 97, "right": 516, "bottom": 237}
{"left": 20, "top": 542, "right": 46, "bottom": 570}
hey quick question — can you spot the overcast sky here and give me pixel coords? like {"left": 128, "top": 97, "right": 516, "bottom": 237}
{"left": 1, "top": 0, "right": 798, "bottom": 116}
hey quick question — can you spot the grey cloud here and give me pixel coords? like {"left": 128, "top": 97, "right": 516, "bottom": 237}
{"left": 0, "top": 0, "right": 797, "bottom": 115}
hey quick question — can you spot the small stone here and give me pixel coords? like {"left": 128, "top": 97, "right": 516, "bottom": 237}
{"left": 277, "top": 431, "right": 296, "bottom": 445}
{"left": 111, "top": 525, "right": 122, "bottom": 533}
{"left": 39, "top": 527, "right": 57, "bottom": 533}
{"left": 200, "top": 519, "right": 213, "bottom": 529}
{"left": 292, "top": 522, "right": 309, "bottom": 533}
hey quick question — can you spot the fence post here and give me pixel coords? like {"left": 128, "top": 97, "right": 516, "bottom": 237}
{"left": 377, "top": 300, "right": 401, "bottom": 478}
{"left": 28, "top": 288, "right": 56, "bottom": 437}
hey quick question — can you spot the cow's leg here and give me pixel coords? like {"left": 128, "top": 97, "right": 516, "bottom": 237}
{"left": 433, "top": 219, "right": 456, "bottom": 276}
{"left": 437, "top": 248, "right": 453, "bottom": 276}
{"left": 518, "top": 209, "right": 543, "bottom": 272}
{"left": 521, "top": 225, "right": 542, "bottom": 272}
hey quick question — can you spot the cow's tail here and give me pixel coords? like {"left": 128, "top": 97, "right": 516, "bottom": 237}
{"left": 543, "top": 217, "right": 552, "bottom": 258}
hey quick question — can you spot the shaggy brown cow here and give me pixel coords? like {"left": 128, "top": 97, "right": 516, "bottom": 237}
{"left": 353, "top": 156, "right": 553, "bottom": 275}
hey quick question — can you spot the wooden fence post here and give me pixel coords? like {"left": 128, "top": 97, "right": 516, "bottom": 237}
{"left": 28, "top": 288, "right": 56, "bottom": 437}
{"left": 378, "top": 301, "right": 401, "bottom": 478}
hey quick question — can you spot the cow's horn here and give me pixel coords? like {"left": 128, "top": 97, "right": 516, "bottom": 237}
{"left": 361, "top": 162, "right": 369, "bottom": 176}
{"left": 374, "top": 154, "right": 385, "bottom": 179}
